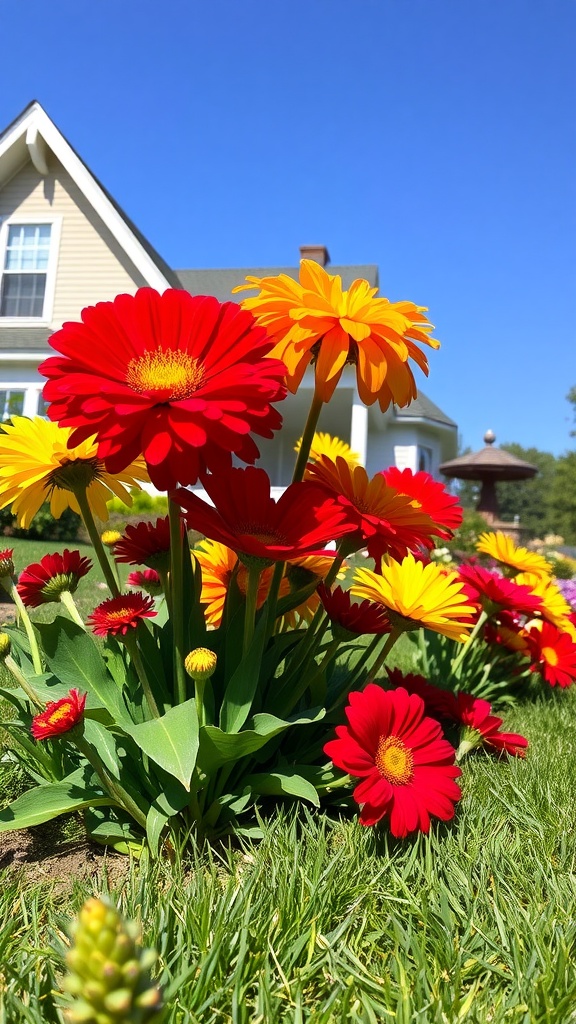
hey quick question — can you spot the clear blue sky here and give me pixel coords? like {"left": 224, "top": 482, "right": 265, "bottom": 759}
{"left": 2, "top": 0, "right": 575, "bottom": 456}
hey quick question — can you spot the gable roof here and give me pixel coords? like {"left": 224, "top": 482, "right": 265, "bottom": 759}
{"left": 394, "top": 392, "right": 457, "bottom": 428}
{"left": 0, "top": 101, "right": 180, "bottom": 291}
{"left": 176, "top": 264, "right": 379, "bottom": 302}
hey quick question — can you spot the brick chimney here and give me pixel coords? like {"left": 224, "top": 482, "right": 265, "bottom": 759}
{"left": 299, "top": 244, "right": 330, "bottom": 267}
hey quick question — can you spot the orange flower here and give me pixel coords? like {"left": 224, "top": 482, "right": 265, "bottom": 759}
{"left": 234, "top": 260, "right": 438, "bottom": 408}
{"left": 195, "top": 540, "right": 290, "bottom": 628}
{"left": 31, "top": 688, "right": 86, "bottom": 740}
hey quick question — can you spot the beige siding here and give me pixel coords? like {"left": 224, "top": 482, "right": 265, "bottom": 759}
{"left": 0, "top": 155, "right": 148, "bottom": 327}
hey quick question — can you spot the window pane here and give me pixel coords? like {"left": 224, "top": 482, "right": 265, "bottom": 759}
{"left": 0, "top": 273, "right": 46, "bottom": 317}
{"left": 5, "top": 224, "right": 52, "bottom": 271}
{"left": 36, "top": 393, "right": 49, "bottom": 417}
{"left": 6, "top": 391, "right": 24, "bottom": 418}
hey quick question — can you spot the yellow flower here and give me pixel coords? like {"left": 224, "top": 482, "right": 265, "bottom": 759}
{"left": 295, "top": 432, "right": 361, "bottom": 467}
{"left": 0, "top": 416, "right": 149, "bottom": 527}
{"left": 184, "top": 647, "right": 217, "bottom": 680}
{"left": 234, "top": 259, "right": 439, "bottom": 408}
{"left": 515, "top": 571, "right": 576, "bottom": 637}
{"left": 476, "top": 531, "right": 552, "bottom": 578}
{"left": 351, "top": 553, "right": 475, "bottom": 642}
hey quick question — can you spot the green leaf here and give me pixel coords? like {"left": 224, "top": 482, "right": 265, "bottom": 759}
{"left": 146, "top": 775, "right": 190, "bottom": 856}
{"left": 0, "top": 765, "right": 115, "bottom": 832}
{"left": 220, "top": 615, "right": 268, "bottom": 733}
{"left": 36, "top": 616, "right": 128, "bottom": 723}
{"left": 119, "top": 699, "right": 199, "bottom": 790}
{"left": 198, "top": 707, "right": 325, "bottom": 775}
{"left": 244, "top": 770, "right": 320, "bottom": 806}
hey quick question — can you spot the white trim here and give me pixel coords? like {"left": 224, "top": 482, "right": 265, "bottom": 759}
{"left": 0, "top": 213, "right": 62, "bottom": 324}
{"left": 0, "top": 103, "right": 173, "bottom": 292}
{"left": 350, "top": 397, "right": 368, "bottom": 467}
{"left": 0, "top": 353, "right": 46, "bottom": 361}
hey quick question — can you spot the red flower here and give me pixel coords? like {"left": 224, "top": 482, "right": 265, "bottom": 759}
{"left": 324, "top": 684, "right": 461, "bottom": 834}
{"left": 385, "top": 667, "right": 459, "bottom": 720}
{"left": 17, "top": 549, "right": 92, "bottom": 607}
{"left": 113, "top": 516, "right": 176, "bottom": 571}
{"left": 381, "top": 467, "right": 463, "bottom": 538}
{"left": 126, "top": 567, "right": 163, "bottom": 596}
{"left": 457, "top": 564, "right": 542, "bottom": 616}
{"left": 318, "top": 584, "right": 391, "bottom": 636}
{"left": 0, "top": 548, "right": 14, "bottom": 577}
{"left": 87, "top": 592, "right": 156, "bottom": 636}
{"left": 176, "top": 467, "right": 354, "bottom": 565}
{"left": 454, "top": 693, "right": 528, "bottom": 757}
{"left": 523, "top": 621, "right": 576, "bottom": 688}
{"left": 40, "top": 288, "right": 287, "bottom": 490}
{"left": 31, "top": 688, "right": 86, "bottom": 740}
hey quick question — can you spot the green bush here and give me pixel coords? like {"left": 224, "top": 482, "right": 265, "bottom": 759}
{"left": 107, "top": 491, "right": 168, "bottom": 516}
{"left": 0, "top": 503, "right": 80, "bottom": 542}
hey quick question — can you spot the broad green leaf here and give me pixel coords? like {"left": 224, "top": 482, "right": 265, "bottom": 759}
{"left": 37, "top": 616, "right": 128, "bottom": 723}
{"left": 198, "top": 708, "right": 325, "bottom": 775}
{"left": 0, "top": 765, "right": 114, "bottom": 832}
{"left": 244, "top": 770, "right": 320, "bottom": 806}
{"left": 119, "top": 699, "right": 199, "bottom": 790}
{"left": 146, "top": 776, "right": 190, "bottom": 856}
{"left": 220, "top": 615, "right": 268, "bottom": 733}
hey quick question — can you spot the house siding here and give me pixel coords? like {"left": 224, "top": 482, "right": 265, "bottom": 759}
{"left": 0, "top": 155, "right": 147, "bottom": 328}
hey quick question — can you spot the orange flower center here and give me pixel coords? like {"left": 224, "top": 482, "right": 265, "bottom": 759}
{"left": 47, "top": 701, "right": 73, "bottom": 724}
{"left": 126, "top": 348, "right": 205, "bottom": 400}
{"left": 375, "top": 735, "right": 414, "bottom": 785}
{"left": 237, "top": 524, "right": 287, "bottom": 546}
{"left": 542, "top": 645, "right": 559, "bottom": 666}
{"left": 104, "top": 607, "right": 135, "bottom": 622}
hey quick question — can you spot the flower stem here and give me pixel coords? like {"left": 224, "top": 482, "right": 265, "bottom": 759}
{"left": 363, "top": 628, "right": 401, "bottom": 683}
{"left": 73, "top": 487, "right": 120, "bottom": 597}
{"left": 123, "top": 631, "right": 161, "bottom": 718}
{"left": 75, "top": 734, "right": 147, "bottom": 829}
{"left": 451, "top": 610, "right": 488, "bottom": 678}
{"left": 59, "top": 589, "right": 86, "bottom": 630}
{"left": 4, "top": 654, "right": 43, "bottom": 708}
{"left": 243, "top": 562, "right": 262, "bottom": 655}
{"left": 292, "top": 389, "right": 324, "bottom": 483}
{"left": 168, "top": 497, "right": 187, "bottom": 705}
{"left": 3, "top": 581, "right": 42, "bottom": 675}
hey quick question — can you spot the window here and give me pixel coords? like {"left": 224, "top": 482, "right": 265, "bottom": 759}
{"left": 417, "top": 446, "right": 433, "bottom": 474}
{"left": 0, "top": 389, "right": 25, "bottom": 421}
{"left": 0, "top": 219, "right": 59, "bottom": 320}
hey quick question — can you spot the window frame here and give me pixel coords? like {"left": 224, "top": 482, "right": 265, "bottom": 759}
{"left": 0, "top": 214, "right": 62, "bottom": 324}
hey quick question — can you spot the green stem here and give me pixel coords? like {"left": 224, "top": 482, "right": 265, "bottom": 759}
{"left": 74, "top": 487, "right": 120, "bottom": 597}
{"left": 59, "top": 589, "right": 86, "bottom": 630}
{"left": 243, "top": 562, "right": 262, "bottom": 655}
{"left": 261, "top": 560, "right": 286, "bottom": 646}
{"left": 340, "top": 633, "right": 382, "bottom": 696}
{"left": 363, "top": 628, "right": 402, "bottom": 684}
{"left": 4, "top": 581, "right": 42, "bottom": 674}
{"left": 292, "top": 389, "right": 324, "bottom": 483}
{"left": 4, "top": 653, "right": 43, "bottom": 708}
{"left": 75, "top": 734, "right": 147, "bottom": 829}
{"left": 123, "top": 631, "right": 161, "bottom": 718}
{"left": 451, "top": 610, "right": 489, "bottom": 678}
{"left": 168, "top": 498, "right": 187, "bottom": 705}
{"left": 306, "top": 636, "right": 341, "bottom": 706}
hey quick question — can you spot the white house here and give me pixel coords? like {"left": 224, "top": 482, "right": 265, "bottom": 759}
{"left": 0, "top": 101, "right": 457, "bottom": 492}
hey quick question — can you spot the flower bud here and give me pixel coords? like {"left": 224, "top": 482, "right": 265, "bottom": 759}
{"left": 184, "top": 647, "right": 217, "bottom": 681}
{"left": 101, "top": 530, "right": 122, "bottom": 547}
{"left": 0, "top": 632, "right": 11, "bottom": 658}
{"left": 0, "top": 548, "right": 14, "bottom": 578}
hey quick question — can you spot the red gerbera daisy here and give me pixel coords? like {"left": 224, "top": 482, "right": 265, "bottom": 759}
{"left": 454, "top": 693, "right": 528, "bottom": 757}
{"left": 31, "top": 688, "right": 86, "bottom": 740}
{"left": 113, "top": 516, "right": 178, "bottom": 572}
{"left": 457, "top": 564, "right": 542, "bottom": 616}
{"left": 317, "top": 584, "right": 391, "bottom": 638}
{"left": 381, "top": 467, "right": 463, "bottom": 538}
{"left": 40, "top": 288, "right": 288, "bottom": 490}
{"left": 523, "top": 620, "right": 576, "bottom": 688}
{"left": 87, "top": 592, "right": 156, "bottom": 637}
{"left": 385, "top": 667, "right": 459, "bottom": 720}
{"left": 324, "top": 684, "right": 461, "bottom": 834}
{"left": 126, "top": 568, "right": 163, "bottom": 596}
{"left": 0, "top": 548, "right": 14, "bottom": 578}
{"left": 176, "top": 466, "right": 354, "bottom": 566}
{"left": 17, "top": 549, "right": 92, "bottom": 607}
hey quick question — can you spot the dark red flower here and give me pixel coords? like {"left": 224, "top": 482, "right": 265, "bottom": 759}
{"left": 31, "top": 688, "right": 86, "bottom": 740}
{"left": 318, "top": 584, "right": 391, "bottom": 637}
{"left": 523, "top": 621, "right": 576, "bottom": 688}
{"left": 87, "top": 592, "right": 156, "bottom": 636}
{"left": 454, "top": 692, "right": 528, "bottom": 757}
{"left": 381, "top": 467, "right": 463, "bottom": 538}
{"left": 0, "top": 548, "right": 14, "bottom": 577}
{"left": 113, "top": 516, "right": 179, "bottom": 572}
{"left": 17, "top": 549, "right": 92, "bottom": 607}
{"left": 127, "top": 568, "right": 163, "bottom": 596}
{"left": 457, "top": 564, "right": 542, "bottom": 616}
{"left": 324, "top": 684, "right": 461, "bottom": 834}
{"left": 176, "top": 466, "right": 355, "bottom": 565}
{"left": 385, "top": 667, "right": 459, "bottom": 720}
{"left": 40, "top": 288, "right": 288, "bottom": 490}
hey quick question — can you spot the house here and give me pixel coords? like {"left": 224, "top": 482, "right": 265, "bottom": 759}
{"left": 0, "top": 101, "right": 457, "bottom": 493}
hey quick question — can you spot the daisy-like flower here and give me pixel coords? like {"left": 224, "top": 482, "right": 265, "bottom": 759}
{"left": 0, "top": 416, "right": 149, "bottom": 528}
{"left": 351, "top": 553, "right": 475, "bottom": 642}
{"left": 317, "top": 584, "right": 391, "bottom": 639}
{"left": 41, "top": 288, "right": 288, "bottom": 491}
{"left": 385, "top": 667, "right": 459, "bottom": 720}
{"left": 126, "top": 568, "right": 163, "bottom": 596}
{"left": 484, "top": 611, "right": 529, "bottom": 653}
{"left": 17, "top": 549, "right": 92, "bottom": 607}
{"left": 523, "top": 620, "right": 576, "bottom": 688}
{"left": 381, "top": 467, "right": 463, "bottom": 538}
{"left": 454, "top": 693, "right": 528, "bottom": 758}
{"left": 476, "top": 531, "right": 552, "bottom": 579}
{"left": 324, "top": 684, "right": 461, "bottom": 834}
{"left": 176, "top": 466, "right": 354, "bottom": 567}
{"left": 457, "top": 564, "right": 543, "bottom": 616}
{"left": 295, "top": 432, "right": 361, "bottom": 467}
{"left": 234, "top": 259, "right": 439, "bottom": 409}
{"left": 87, "top": 592, "right": 156, "bottom": 637}
{"left": 0, "top": 548, "right": 15, "bottom": 578}
{"left": 280, "top": 553, "right": 346, "bottom": 628}
{"left": 31, "top": 688, "right": 86, "bottom": 740}
{"left": 305, "top": 455, "right": 440, "bottom": 561}
{"left": 515, "top": 571, "right": 575, "bottom": 636}
{"left": 195, "top": 539, "right": 291, "bottom": 628}
{"left": 113, "top": 517, "right": 178, "bottom": 573}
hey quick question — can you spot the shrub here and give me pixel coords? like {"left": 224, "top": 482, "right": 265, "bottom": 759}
{"left": 0, "top": 504, "right": 80, "bottom": 542}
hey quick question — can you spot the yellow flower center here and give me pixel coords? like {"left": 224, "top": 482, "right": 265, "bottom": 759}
{"left": 47, "top": 702, "right": 73, "bottom": 724}
{"left": 375, "top": 735, "right": 414, "bottom": 785}
{"left": 105, "top": 607, "right": 135, "bottom": 622}
{"left": 542, "top": 645, "right": 559, "bottom": 666}
{"left": 50, "top": 457, "right": 100, "bottom": 493}
{"left": 126, "top": 348, "right": 205, "bottom": 400}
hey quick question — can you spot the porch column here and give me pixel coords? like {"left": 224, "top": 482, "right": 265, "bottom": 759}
{"left": 350, "top": 397, "right": 368, "bottom": 467}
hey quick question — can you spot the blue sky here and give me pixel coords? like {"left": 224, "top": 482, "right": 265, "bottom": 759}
{"left": 2, "top": 0, "right": 575, "bottom": 456}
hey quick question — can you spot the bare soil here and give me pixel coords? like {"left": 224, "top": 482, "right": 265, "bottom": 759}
{"left": 0, "top": 826, "right": 130, "bottom": 892}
